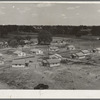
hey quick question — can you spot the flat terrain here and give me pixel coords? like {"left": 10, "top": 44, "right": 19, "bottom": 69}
{"left": 0, "top": 36, "right": 100, "bottom": 89}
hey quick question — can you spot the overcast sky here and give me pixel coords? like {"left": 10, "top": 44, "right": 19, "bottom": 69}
{"left": 0, "top": 3, "right": 100, "bottom": 25}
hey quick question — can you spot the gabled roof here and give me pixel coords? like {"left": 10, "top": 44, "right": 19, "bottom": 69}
{"left": 81, "top": 50, "right": 90, "bottom": 53}
{"left": 47, "top": 59, "right": 60, "bottom": 64}
{"left": 31, "top": 49, "right": 42, "bottom": 52}
{"left": 67, "top": 45, "right": 75, "bottom": 48}
{"left": 54, "top": 54, "right": 62, "bottom": 58}
{"left": 12, "top": 59, "right": 26, "bottom": 65}
{"left": 95, "top": 48, "right": 100, "bottom": 51}
{"left": 50, "top": 54, "right": 62, "bottom": 58}
{"left": 0, "top": 53, "right": 3, "bottom": 56}
{"left": 75, "top": 52, "right": 85, "bottom": 57}
{"left": 14, "top": 50, "right": 22, "bottom": 54}
{"left": 50, "top": 46, "right": 58, "bottom": 49}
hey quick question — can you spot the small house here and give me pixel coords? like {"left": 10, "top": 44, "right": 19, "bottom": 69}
{"left": 12, "top": 59, "right": 26, "bottom": 67}
{"left": 67, "top": 45, "right": 75, "bottom": 50}
{"left": 49, "top": 46, "right": 59, "bottom": 52}
{"left": 49, "top": 54, "right": 62, "bottom": 61}
{"left": 71, "top": 52, "right": 85, "bottom": 59}
{"left": 81, "top": 50, "right": 91, "bottom": 56}
{"left": 23, "top": 40, "right": 30, "bottom": 44}
{"left": 31, "top": 49, "right": 43, "bottom": 55}
{"left": 24, "top": 45, "right": 30, "bottom": 48}
{"left": 0, "top": 53, "right": 3, "bottom": 57}
{"left": 12, "top": 59, "right": 29, "bottom": 67}
{"left": 18, "top": 52, "right": 26, "bottom": 57}
{"left": 93, "top": 48, "right": 100, "bottom": 53}
{"left": 42, "top": 59, "right": 60, "bottom": 67}
{"left": 0, "top": 60, "right": 4, "bottom": 65}
{"left": 14, "top": 50, "right": 26, "bottom": 57}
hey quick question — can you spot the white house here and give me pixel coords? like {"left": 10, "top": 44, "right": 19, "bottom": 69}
{"left": 31, "top": 49, "right": 43, "bottom": 55}
{"left": 14, "top": 50, "right": 22, "bottom": 54}
{"left": 18, "top": 52, "right": 26, "bottom": 57}
{"left": 49, "top": 53, "right": 62, "bottom": 61}
{"left": 0, "top": 53, "right": 3, "bottom": 57}
{"left": 42, "top": 59, "right": 60, "bottom": 67}
{"left": 14, "top": 50, "right": 26, "bottom": 57}
{"left": 93, "top": 48, "right": 100, "bottom": 53}
{"left": 81, "top": 50, "right": 91, "bottom": 56}
{"left": 49, "top": 46, "right": 59, "bottom": 52}
{"left": 12, "top": 59, "right": 26, "bottom": 67}
{"left": 24, "top": 45, "right": 30, "bottom": 48}
{"left": 47, "top": 59, "right": 60, "bottom": 67}
{"left": 23, "top": 40, "right": 30, "bottom": 44}
{"left": 67, "top": 45, "right": 75, "bottom": 50}
{"left": 0, "top": 60, "right": 4, "bottom": 65}
{"left": 71, "top": 52, "right": 85, "bottom": 59}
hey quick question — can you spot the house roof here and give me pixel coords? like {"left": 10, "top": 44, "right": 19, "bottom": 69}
{"left": 54, "top": 54, "right": 62, "bottom": 58}
{"left": 47, "top": 59, "right": 60, "bottom": 64}
{"left": 12, "top": 59, "right": 26, "bottom": 65}
{"left": 67, "top": 45, "right": 75, "bottom": 48}
{"left": 14, "top": 50, "right": 22, "bottom": 54}
{"left": 95, "top": 48, "right": 100, "bottom": 51}
{"left": 27, "top": 58, "right": 34, "bottom": 62}
{"left": 81, "top": 50, "right": 90, "bottom": 53}
{"left": 50, "top": 46, "right": 58, "bottom": 49}
{"left": 50, "top": 54, "right": 62, "bottom": 58}
{"left": 0, "top": 53, "right": 3, "bottom": 56}
{"left": 42, "top": 60, "right": 47, "bottom": 63}
{"left": 31, "top": 49, "right": 42, "bottom": 52}
{"left": 75, "top": 52, "right": 85, "bottom": 57}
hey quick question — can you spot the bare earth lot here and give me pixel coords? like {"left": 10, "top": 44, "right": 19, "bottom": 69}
{"left": 0, "top": 37, "right": 100, "bottom": 89}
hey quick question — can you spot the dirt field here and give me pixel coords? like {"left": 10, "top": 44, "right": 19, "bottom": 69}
{"left": 0, "top": 37, "right": 100, "bottom": 89}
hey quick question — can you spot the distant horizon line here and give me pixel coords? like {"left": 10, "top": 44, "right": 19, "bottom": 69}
{"left": 0, "top": 24, "right": 100, "bottom": 26}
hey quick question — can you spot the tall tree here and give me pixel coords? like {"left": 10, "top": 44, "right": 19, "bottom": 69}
{"left": 37, "top": 30, "right": 52, "bottom": 45}
{"left": 8, "top": 39, "right": 18, "bottom": 48}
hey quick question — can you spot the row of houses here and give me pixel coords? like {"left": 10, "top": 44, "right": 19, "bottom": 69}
{"left": 11, "top": 53, "right": 62, "bottom": 68}
{"left": 49, "top": 45, "right": 75, "bottom": 52}
{"left": 71, "top": 48, "right": 100, "bottom": 59}
{"left": 12, "top": 56, "right": 35, "bottom": 67}
{"left": 10, "top": 47, "right": 100, "bottom": 68}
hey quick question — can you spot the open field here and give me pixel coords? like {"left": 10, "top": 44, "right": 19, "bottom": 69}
{"left": 0, "top": 36, "right": 100, "bottom": 89}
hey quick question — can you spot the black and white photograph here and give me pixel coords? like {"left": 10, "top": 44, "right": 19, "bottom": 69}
{"left": 0, "top": 1, "right": 100, "bottom": 91}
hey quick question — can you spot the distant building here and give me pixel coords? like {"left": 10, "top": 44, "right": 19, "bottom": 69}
{"left": 71, "top": 52, "right": 85, "bottom": 59}
{"left": 0, "top": 53, "right": 3, "bottom": 57}
{"left": 23, "top": 45, "right": 30, "bottom": 48}
{"left": 14, "top": 50, "right": 26, "bottom": 57}
{"left": 93, "top": 48, "right": 100, "bottom": 53}
{"left": 0, "top": 60, "right": 4, "bottom": 65}
{"left": 31, "top": 49, "right": 43, "bottom": 55}
{"left": 42, "top": 59, "right": 60, "bottom": 67}
{"left": 67, "top": 45, "right": 75, "bottom": 50}
{"left": 49, "top": 46, "right": 59, "bottom": 52}
{"left": 80, "top": 50, "right": 91, "bottom": 56}
{"left": 12, "top": 57, "right": 35, "bottom": 67}
{"left": 23, "top": 40, "right": 30, "bottom": 44}
{"left": 12, "top": 59, "right": 27, "bottom": 67}
{"left": 49, "top": 54, "right": 62, "bottom": 61}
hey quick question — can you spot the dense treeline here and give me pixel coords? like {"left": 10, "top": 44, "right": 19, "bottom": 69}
{"left": 0, "top": 25, "right": 100, "bottom": 38}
